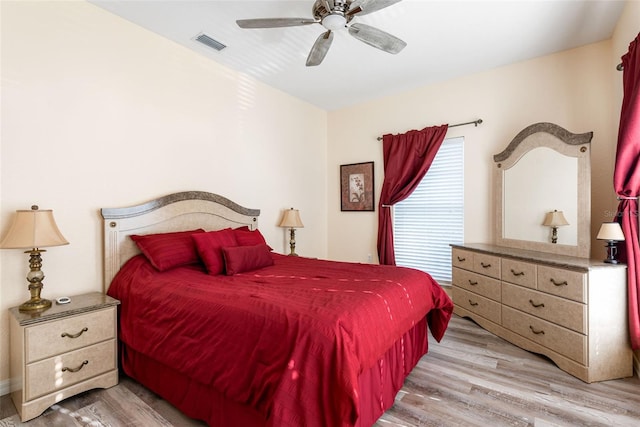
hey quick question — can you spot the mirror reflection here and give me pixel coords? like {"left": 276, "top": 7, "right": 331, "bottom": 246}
{"left": 503, "top": 147, "right": 578, "bottom": 245}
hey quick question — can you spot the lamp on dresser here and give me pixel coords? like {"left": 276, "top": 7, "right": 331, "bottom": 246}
{"left": 0, "top": 205, "right": 68, "bottom": 311}
{"left": 542, "top": 210, "right": 569, "bottom": 244}
{"left": 596, "top": 222, "right": 625, "bottom": 264}
{"left": 279, "top": 208, "right": 304, "bottom": 256}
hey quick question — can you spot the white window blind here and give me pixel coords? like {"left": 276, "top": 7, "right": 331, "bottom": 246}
{"left": 393, "top": 137, "right": 464, "bottom": 283}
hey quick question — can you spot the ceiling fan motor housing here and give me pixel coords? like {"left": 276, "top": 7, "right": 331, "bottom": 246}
{"left": 313, "top": 0, "right": 354, "bottom": 30}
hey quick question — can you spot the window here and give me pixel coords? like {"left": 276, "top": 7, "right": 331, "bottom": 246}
{"left": 393, "top": 137, "right": 464, "bottom": 283}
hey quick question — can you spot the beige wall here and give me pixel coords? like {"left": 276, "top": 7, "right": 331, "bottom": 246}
{"left": 0, "top": 1, "right": 327, "bottom": 387}
{"left": 327, "top": 40, "right": 616, "bottom": 263}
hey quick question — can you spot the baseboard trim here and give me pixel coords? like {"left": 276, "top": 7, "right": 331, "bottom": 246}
{"left": 0, "top": 379, "right": 10, "bottom": 397}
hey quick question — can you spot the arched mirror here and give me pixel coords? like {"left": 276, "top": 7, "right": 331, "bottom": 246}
{"left": 494, "top": 122, "right": 592, "bottom": 258}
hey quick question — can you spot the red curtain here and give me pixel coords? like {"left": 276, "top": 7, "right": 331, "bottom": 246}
{"left": 377, "top": 125, "right": 448, "bottom": 265}
{"left": 614, "top": 32, "right": 640, "bottom": 350}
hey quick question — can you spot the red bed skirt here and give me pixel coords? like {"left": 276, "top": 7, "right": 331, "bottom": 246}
{"left": 120, "top": 317, "right": 429, "bottom": 427}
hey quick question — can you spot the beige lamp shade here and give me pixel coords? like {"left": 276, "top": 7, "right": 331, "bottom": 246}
{"left": 0, "top": 206, "right": 69, "bottom": 249}
{"left": 596, "top": 222, "right": 625, "bottom": 241}
{"left": 279, "top": 208, "right": 304, "bottom": 228}
{"left": 542, "top": 210, "right": 569, "bottom": 227}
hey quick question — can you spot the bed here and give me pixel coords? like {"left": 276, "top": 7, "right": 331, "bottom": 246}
{"left": 101, "top": 191, "right": 453, "bottom": 427}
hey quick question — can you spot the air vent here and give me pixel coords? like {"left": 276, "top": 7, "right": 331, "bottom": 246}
{"left": 195, "top": 33, "right": 226, "bottom": 51}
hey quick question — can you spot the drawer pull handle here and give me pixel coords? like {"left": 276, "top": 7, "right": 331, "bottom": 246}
{"left": 468, "top": 299, "right": 479, "bottom": 307}
{"left": 457, "top": 256, "right": 466, "bottom": 262}
{"left": 511, "top": 269, "right": 525, "bottom": 277}
{"left": 61, "top": 327, "right": 88, "bottom": 339}
{"left": 480, "top": 262, "right": 491, "bottom": 268}
{"left": 529, "top": 325, "right": 545, "bottom": 335}
{"left": 468, "top": 280, "right": 478, "bottom": 286}
{"left": 550, "top": 278, "right": 568, "bottom": 287}
{"left": 62, "top": 360, "right": 88, "bottom": 373}
{"left": 529, "top": 299, "right": 545, "bottom": 308}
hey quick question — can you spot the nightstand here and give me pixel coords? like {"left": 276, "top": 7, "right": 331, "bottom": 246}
{"left": 9, "top": 292, "right": 120, "bottom": 421}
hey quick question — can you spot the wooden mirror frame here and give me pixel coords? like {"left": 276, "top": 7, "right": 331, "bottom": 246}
{"left": 494, "top": 122, "right": 592, "bottom": 258}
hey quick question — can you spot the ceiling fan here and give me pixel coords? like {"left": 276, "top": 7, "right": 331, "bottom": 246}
{"left": 236, "top": 0, "right": 406, "bottom": 66}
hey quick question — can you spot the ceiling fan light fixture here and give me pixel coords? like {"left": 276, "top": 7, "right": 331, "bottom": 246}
{"left": 237, "top": 0, "right": 406, "bottom": 66}
{"left": 322, "top": 13, "right": 346, "bottom": 31}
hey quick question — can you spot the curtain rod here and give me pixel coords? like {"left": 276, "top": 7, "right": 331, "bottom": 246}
{"left": 376, "top": 119, "right": 483, "bottom": 141}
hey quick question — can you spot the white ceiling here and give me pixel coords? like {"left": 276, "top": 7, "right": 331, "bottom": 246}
{"left": 89, "top": 0, "right": 625, "bottom": 111}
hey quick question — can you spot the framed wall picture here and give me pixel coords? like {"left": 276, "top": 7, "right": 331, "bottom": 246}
{"left": 340, "top": 161, "right": 375, "bottom": 211}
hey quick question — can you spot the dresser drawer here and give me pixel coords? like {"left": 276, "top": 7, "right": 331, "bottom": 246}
{"left": 502, "top": 306, "right": 586, "bottom": 364}
{"left": 452, "top": 248, "right": 474, "bottom": 270}
{"left": 453, "top": 268, "right": 501, "bottom": 301}
{"left": 25, "top": 308, "right": 116, "bottom": 363}
{"left": 453, "top": 287, "right": 501, "bottom": 324}
{"left": 502, "top": 283, "right": 586, "bottom": 333}
{"left": 537, "top": 265, "right": 586, "bottom": 303}
{"left": 472, "top": 253, "right": 501, "bottom": 279}
{"left": 501, "top": 259, "right": 536, "bottom": 289}
{"left": 25, "top": 339, "right": 116, "bottom": 401}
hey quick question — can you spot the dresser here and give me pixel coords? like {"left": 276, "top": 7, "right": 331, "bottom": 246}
{"left": 9, "top": 292, "right": 120, "bottom": 421}
{"left": 451, "top": 243, "right": 632, "bottom": 383}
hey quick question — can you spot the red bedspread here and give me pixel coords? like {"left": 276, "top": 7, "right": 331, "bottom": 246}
{"left": 108, "top": 253, "right": 453, "bottom": 427}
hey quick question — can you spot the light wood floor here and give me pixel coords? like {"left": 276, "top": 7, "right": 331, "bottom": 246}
{"left": 377, "top": 315, "right": 640, "bottom": 426}
{"left": 1, "top": 314, "right": 639, "bottom": 426}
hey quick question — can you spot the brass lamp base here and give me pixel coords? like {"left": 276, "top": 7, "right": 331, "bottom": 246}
{"left": 18, "top": 249, "right": 52, "bottom": 312}
{"left": 19, "top": 296, "right": 52, "bottom": 312}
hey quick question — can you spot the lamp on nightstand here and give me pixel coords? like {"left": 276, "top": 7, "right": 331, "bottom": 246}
{"left": 278, "top": 208, "right": 304, "bottom": 256}
{"left": 0, "top": 206, "right": 69, "bottom": 311}
{"left": 596, "top": 222, "right": 625, "bottom": 264}
{"left": 542, "top": 210, "right": 569, "bottom": 244}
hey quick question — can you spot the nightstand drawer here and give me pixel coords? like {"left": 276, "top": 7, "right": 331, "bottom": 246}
{"left": 25, "top": 340, "right": 116, "bottom": 401}
{"left": 26, "top": 308, "right": 115, "bottom": 363}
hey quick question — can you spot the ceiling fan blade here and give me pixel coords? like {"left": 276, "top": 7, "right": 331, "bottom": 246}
{"left": 306, "top": 31, "right": 334, "bottom": 66}
{"left": 348, "top": 23, "right": 406, "bottom": 54}
{"left": 236, "top": 18, "right": 317, "bottom": 29}
{"left": 347, "top": 0, "right": 402, "bottom": 16}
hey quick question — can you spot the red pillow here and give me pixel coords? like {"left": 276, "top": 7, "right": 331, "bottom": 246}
{"left": 222, "top": 244, "right": 274, "bottom": 276}
{"left": 234, "top": 227, "right": 271, "bottom": 250}
{"left": 131, "top": 229, "right": 204, "bottom": 272}
{"left": 192, "top": 228, "right": 238, "bottom": 275}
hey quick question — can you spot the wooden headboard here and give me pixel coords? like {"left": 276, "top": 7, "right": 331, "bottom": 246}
{"left": 101, "top": 191, "right": 260, "bottom": 290}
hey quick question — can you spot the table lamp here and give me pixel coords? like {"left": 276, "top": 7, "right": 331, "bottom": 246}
{"left": 0, "top": 206, "right": 69, "bottom": 311}
{"left": 596, "top": 222, "right": 625, "bottom": 264}
{"left": 278, "top": 208, "right": 304, "bottom": 256}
